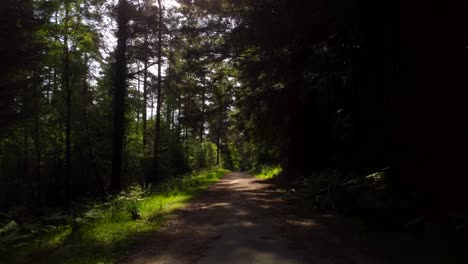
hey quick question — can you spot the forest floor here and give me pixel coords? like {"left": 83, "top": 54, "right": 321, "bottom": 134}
{"left": 122, "top": 172, "right": 465, "bottom": 264}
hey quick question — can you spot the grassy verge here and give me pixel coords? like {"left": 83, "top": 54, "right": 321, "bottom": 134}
{"left": 252, "top": 165, "right": 282, "bottom": 180}
{"left": 1, "top": 167, "right": 229, "bottom": 264}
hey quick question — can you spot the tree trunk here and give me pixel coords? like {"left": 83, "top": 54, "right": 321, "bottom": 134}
{"left": 152, "top": 0, "right": 163, "bottom": 181}
{"left": 166, "top": 93, "right": 172, "bottom": 131}
{"left": 111, "top": 0, "right": 129, "bottom": 193}
{"left": 177, "top": 93, "right": 181, "bottom": 142}
{"left": 216, "top": 127, "right": 220, "bottom": 166}
{"left": 23, "top": 126, "right": 28, "bottom": 179}
{"left": 52, "top": 7, "right": 59, "bottom": 104}
{"left": 33, "top": 69, "right": 42, "bottom": 208}
{"left": 64, "top": 2, "right": 71, "bottom": 206}
{"left": 184, "top": 96, "right": 189, "bottom": 165}
{"left": 142, "top": 31, "right": 149, "bottom": 148}
{"left": 200, "top": 75, "right": 205, "bottom": 142}
{"left": 151, "top": 91, "right": 154, "bottom": 118}
{"left": 171, "top": 93, "right": 175, "bottom": 130}
{"left": 136, "top": 62, "right": 140, "bottom": 123}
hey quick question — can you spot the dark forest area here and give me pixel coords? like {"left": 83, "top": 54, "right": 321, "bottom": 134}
{"left": 1, "top": 0, "right": 468, "bottom": 263}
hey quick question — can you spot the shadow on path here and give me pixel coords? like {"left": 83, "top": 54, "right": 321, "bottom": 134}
{"left": 122, "top": 172, "right": 458, "bottom": 264}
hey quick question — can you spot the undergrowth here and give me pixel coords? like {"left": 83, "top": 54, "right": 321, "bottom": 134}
{"left": 0, "top": 167, "right": 229, "bottom": 264}
{"left": 253, "top": 165, "right": 282, "bottom": 180}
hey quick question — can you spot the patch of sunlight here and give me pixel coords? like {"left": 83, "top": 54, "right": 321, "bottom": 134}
{"left": 254, "top": 165, "right": 283, "bottom": 179}
{"left": 3, "top": 168, "right": 229, "bottom": 264}
{"left": 286, "top": 219, "right": 318, "bottom": 227}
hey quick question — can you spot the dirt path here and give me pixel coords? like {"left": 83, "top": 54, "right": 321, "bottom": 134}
{"left": 122, "top": 172, "right": 451, "bottom": 264}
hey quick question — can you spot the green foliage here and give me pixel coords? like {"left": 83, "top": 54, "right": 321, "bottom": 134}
{"left": 253, "top": 165, "right": 283, "bottom": 180}
{"left": 0, "top": 168, "right": 229, "bottom": 264}
{"left": 226, "top": 141, "right": 241, "bottom": 170}
{"left": 196, "top": 141, "right": 218, "bottom": 169}
{"left": 185, "top": 139, "right": 219, "bottom": 170}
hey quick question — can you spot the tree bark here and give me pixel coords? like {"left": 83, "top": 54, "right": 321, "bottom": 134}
{"left": 200, "top": 75, "right": 205, "bottom": 142}
{"left": 166, "top": 92, "right": 172, "bottom": 131}
{"left": 111, "top": 0, "right": 129, "bottom": 193}
{"left": 216, "top": 127, "right": 220, "bottom": 165}
{"left": 63, "top": 2, "right": 71, "bottom": 206}
{"left": 136, "top": 62, "right": 140, "bottom": 123}
{"left": 152, "top": 0, "right": 163, "bottom": 181}
{"left": 142, "top": 31, "right": 149, "bottom": 148}
{"left": 184, "top": 96, "right": 189, "bottom": 165}
{"left": 23, "top": 126, "right": 28, "bottom": 179}
{"left": 52, "top": 6, "right": 59, "bottom": 105}
{"left": 177, "top": 93, "right": 181, "bottom": 142}
{"left": 33, "top": 69, "right": 42, "bottom": 208}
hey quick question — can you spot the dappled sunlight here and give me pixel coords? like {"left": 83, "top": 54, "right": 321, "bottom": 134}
{"left": 200, "top": 202, "right": 231, "bottom": 210}
{"left": 0, "top": 169, "right": 228, "bottom": 264}
{"left": 2, "top": 0, "right": 467, "bottom": 263}
{"left": 286, "top": 219, "right": 318, "bottom": 228}
{"left": 124, "top": 172, "right": 331, "bottom": 264}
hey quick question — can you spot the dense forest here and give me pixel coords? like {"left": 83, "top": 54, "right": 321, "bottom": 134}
{"left": 1, "top": 0, "right": 468, "bottom": 262}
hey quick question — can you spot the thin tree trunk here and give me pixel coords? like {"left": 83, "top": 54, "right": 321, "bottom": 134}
{"left": 166, "top": 93, "right": 171, "bottom": 131}
{"left": 23, "top": 126, "right": 28, "bottom": 180}
{"left": 171, "top": 96, "right": 175, "bottom": 130}
{"left": 64, "top": 2, "right": 71, "bottom": 206}
{"left": 111, "top": 0, "right": 129, "bottom": 193}
{"left": 142, "top": 31, "right": 149, "bottom": 148}
{"left": 184, "top": 96, "right": 189, "bottom": 164}
{"left": 177, "top": 93, "right": 181, "bottom": 142}
{"left": 52, "top": 7, "right": 59, "bottom": 104}
{"left": 216, "top": 127, "right": 220, "bottom": 166}
{"left": 200, "top": 75, "right": 205, "bottom": 142}
{"left": 33, "top": 69, "right": 42, "bottom": 208}
{"left": 151, "top": 92, "right": 154, "bottom": 118}
{"left": 152, "top": 0, "right": 163, "bottom": 181}
{"left": 136, "top": 62, "right": 140, "bottom": 123}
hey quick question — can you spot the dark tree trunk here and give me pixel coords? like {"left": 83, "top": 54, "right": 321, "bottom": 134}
{"left": 151, "top": 90, "right": 154, "bottom": 118}
{"left": 177, "top": 93, "right": 181, "bottom": 142}
{"left": 166, "top": 94, "right": 172, "bottom": 131}
{"left": 33, "top": 69, "right": 42, "bottom": 208}
{"left": 63, "top": 2, "right": 71, "bottom": 206}
{"left": 152, "top": 0, "right": 163, "bottom": 181}
{"left": 200, "top": 77, "right": 205, "bottom": 142}
{"left": 52, "top": 7, "right": 59, "bottom": 105}
{"left": 136, "top": 62, "right": 140, "bottom": 123}
{"left": 184, "top": 96, "right": 189, "bottom": 164}
{"left": 111, "top": 0, "right": 129, "bottom": 193}
{"left": 171, "top": 95, "right": 175, "bottom": 130}
{"left": 216, "top": 127, "right": 220, "bottom": 165}
{"left": 142, "top": 31, "right": 149, "bottom": 149}
{"left": 23, "top": 126, "right": 28, "bottom": 179}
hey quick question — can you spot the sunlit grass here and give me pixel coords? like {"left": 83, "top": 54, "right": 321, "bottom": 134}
{"left": 1, "top": 168, "right": 228, "bottom": 264}
{"left": 253, "top": 165, "right": 282, "bottom": 179}
{"left": 45, "top": 226, "right": 72, "bottom": 248}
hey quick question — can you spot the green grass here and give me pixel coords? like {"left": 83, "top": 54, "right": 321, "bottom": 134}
{"left": 1, "top": 168, "right": 229, "bottom": 264}
{"left": 253, "top": 165, "right": 282, "bottom": 179}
